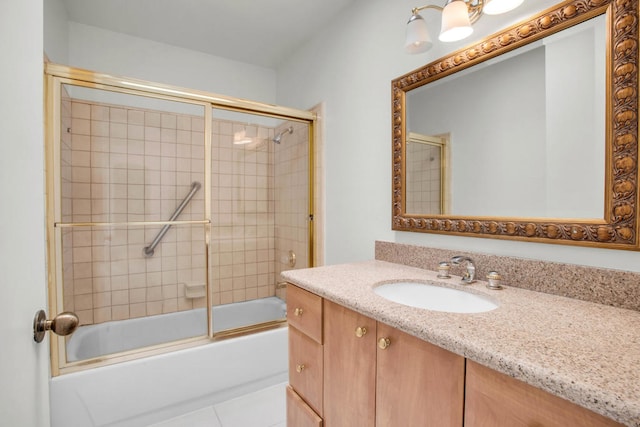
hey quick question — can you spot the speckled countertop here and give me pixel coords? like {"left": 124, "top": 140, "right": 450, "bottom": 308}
{"left": 281, "top": 260, "right": 640, "bottom": 427}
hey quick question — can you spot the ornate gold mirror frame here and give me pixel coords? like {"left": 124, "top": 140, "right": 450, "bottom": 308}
{"left": 392, "top": 0, "right": 639, "bottom": 249}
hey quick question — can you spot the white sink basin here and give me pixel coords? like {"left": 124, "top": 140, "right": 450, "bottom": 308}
{"left": 373, "top": 281, "right": 498, "bottom": 313}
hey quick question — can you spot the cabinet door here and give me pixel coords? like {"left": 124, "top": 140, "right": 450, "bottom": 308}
{"left": 287, "top": 386, "right": 323, "bottom": 427}
{"left": 323, "top": 300, "right": 377, "bottom": 427}
{"left": 289, "top": 326, "right": 323, "bottom": 415}
{"left": 465, "top": 360, "right": 624, "bottom": 427}
{"left": 376, "top": 322, "right": 465, "bottom": 427}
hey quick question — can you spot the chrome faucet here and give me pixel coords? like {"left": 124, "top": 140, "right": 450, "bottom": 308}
{"left": 450, "top": 255, "right": 476, "bottom": 284}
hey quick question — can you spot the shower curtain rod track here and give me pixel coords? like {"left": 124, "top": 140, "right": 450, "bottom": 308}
{"left": 144, "top": 181, "right": 201, "bottom": 256}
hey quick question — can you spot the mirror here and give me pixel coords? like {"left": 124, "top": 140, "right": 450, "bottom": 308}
{"left": 392, "top": 0, "right": 640, "bottom": 249}
{"left": 406, "top": 16, "right": 605, "bottom": 218}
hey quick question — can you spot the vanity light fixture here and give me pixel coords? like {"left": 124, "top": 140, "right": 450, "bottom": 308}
{"left": 405, "top": 0, "right": 524, "bottom": 53}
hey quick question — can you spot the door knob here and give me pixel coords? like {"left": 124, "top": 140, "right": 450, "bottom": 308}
{"left": 33, "top": 309, "right": 79, "bottom": 343}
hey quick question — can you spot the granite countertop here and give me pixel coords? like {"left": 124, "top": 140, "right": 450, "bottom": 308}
{"left": 281, "top": 260, "right": 640, "bottom": 427}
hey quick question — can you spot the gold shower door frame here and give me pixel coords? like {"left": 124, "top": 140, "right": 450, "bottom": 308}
{"left": 45, "top": 63, "right": 316, "bottom": 375}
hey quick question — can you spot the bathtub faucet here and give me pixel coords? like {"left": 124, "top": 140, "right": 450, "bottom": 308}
{"left": 450, "top": 255, "right": 475, "bottom": 284}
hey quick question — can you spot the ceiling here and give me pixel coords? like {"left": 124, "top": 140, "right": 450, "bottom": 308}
{"left": 60, "top": 0, "right": 358, "bottom": 69}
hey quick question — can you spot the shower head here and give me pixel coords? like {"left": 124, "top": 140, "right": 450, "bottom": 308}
{"left": 272, "top": 126, "right": 293, "bottom": 144}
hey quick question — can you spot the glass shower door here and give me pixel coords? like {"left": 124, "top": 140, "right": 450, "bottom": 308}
{"left": 54, "top": 82, "right": 211, "bottom": 367}
{"left": 208, "top": 109, "right": 312, "bottom": 336}
{"left": 46, "top": 64, "right": 317, "bottom": 374}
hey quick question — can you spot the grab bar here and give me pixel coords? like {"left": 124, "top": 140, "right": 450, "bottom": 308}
{"left": 144, "top": 181, "right": 201, "bottom": 256}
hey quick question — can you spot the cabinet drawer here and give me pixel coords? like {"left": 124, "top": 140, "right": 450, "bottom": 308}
{"left": 287, "top": 284, "right": 322, "bottom": 343}
{"left": 289, "top": 325, "right": 323, "bottom": 416}
{"left": 287, "top": 386, "right": 323, "bottom": 427}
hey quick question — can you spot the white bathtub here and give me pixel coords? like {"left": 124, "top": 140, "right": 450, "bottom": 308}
{"left": 67, "top": 297, "right": 287, "bottom": 361}
{"left": 50, "top": 297, "right": 289, "bottom": 427}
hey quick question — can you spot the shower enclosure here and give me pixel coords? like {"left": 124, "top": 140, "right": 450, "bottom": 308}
{"left": 45, "top": 63, "right": 316, "bottom": 374}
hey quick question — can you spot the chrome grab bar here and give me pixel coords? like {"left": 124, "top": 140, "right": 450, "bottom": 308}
{"left": 144, "top": 181, "right": 201, "bottom": 256}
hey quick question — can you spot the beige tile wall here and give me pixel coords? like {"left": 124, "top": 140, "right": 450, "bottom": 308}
{"left": 274, "top": 122, "right": 310, "bottom": 284}
{"left": 60, "top": 87, "right": 75, "bottom": 311}
{"left": 63, "top": 98, "right": 209, "bottom": 325}
{"left": 209, "top": 120, "right": 278, "bottom": 305}
{"left": 60, "top": 95, "right": 314, "bottom": 326}
{"left": 406, "top": 142, "right": 442, "bottom": 214}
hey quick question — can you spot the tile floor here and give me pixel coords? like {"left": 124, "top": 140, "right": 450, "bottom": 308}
{"left": 149, "top": 381, "right": 287, "bottom": 427}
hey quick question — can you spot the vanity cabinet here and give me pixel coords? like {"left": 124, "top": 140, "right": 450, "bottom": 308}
{"left": 287, "top": 285, "right": 324, "bottom": 426}
{"left": 323, "top": 300, "right": 377, "bottom": 426}
{"left": 286, "top": 386, "right": 322, "bottom": 427}
{"left": 376, "top": 321, "right": 465, "bottom": 426}
{"left": 287, "top": 284, "right": 623, "bottom": 427}
{"left": 465, "top": 360, "right": 624, "bottom": 427}
{"left": 323, "top": 299, "right": 465, "bottom": 426}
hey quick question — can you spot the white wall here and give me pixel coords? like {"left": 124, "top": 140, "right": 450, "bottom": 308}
{"left": 276, "top": 0, "right": 640, "bottom": 271}
{"left": 66, "top": 23, "right": 277, "bottom": 105}
{"left": 545, "top": 16, "right": 605, "bottom": 217}
{"left": 44, "top": 0, "right": 69, "bottom": 63}
{"left": 407, "top": 47, "right": 547, "bottom": 217}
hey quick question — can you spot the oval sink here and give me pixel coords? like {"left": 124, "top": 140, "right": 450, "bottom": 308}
{"left": 374, "top": 282, "right": 498, "bottom": 313}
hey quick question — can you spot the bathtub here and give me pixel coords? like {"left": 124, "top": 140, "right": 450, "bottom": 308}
{"left": 67, "top": 296, "right": 287, "bottom": 361}
{"left": 50, "top": 297, "right": 289, "bottom": 427}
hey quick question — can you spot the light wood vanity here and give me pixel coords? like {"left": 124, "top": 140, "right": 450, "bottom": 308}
{"left": 283, "top": 259, "right": 638, "bottom": 427}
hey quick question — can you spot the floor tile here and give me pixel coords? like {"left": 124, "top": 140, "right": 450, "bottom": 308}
{"left": 148, "top": 406, "right": 221, "bottom": 427}
{"left": 214, "top": 382, "right": 287, "bottom": 427}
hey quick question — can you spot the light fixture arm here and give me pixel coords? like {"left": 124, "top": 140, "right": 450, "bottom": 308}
{"left": 412, "top": 0, "right": 484, "bottom": 24}
{"left": 457, "top": 0, "right": 484, "bottom": 25}
{"left": 411, "top": 5, "right": 444, "bottom": 15}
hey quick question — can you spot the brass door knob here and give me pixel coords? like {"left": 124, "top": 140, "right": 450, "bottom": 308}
{"left": 33, "top": 309, "right": 79, "bottom": 343}
{"left": 355, "top": 326, "right": 367, "bottom": 338}
{"left": 378, "top": 337, "right": 391, "bottom": 350}
{"left": 294, "top": 308, "right": 303, "bottom": 316}
{"left": 296, "top": 364, "right": 305, "bottom": 373}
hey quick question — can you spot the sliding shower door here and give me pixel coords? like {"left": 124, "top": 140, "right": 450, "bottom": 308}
{"left": 52, "top": 82, "right": 211, "bottom": 369}
{"left": 209, "top": 109, "right": 312, "bottom": 335}
{"left": 46, "top": 63, "right": 316, "bottom": 375}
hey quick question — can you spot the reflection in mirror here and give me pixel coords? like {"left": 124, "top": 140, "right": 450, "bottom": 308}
{"left": 406, "top": 15, "right": 605, "bottom": 219}
{"left": 392, "top": 0, "right": 640, "bottom": 248}
{"left": 406, "top": 132, "right": 449, "bottom": 215}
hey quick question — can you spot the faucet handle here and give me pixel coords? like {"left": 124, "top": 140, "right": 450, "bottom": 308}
{"left": 437, "top": 262, "right": 451, "bottom": 278}
{"left": 486, "top": 271, "right": 503, "bottom": 290}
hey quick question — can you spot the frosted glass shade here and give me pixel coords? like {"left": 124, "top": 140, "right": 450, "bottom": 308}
{"left": 405, "top": 14, "right": 433, "bottom": 54}
{"left": 483, "top": 0, "right": 524, "bottom": 15}
{"left": 439, "top": 0, "right": 473, "bottom": 42}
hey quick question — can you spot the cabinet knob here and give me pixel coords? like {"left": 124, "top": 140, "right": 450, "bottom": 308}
{"left": 378, "top": 337, "right": 391, "bottom": 350}
{"left": 296, "top": 364, "right": 305, "bottom": 373}
{"left": 355, "top": 326, "right": 367, "bottom": 338}
{"left": 294, "top": 308, "right": 303, "bottom": 316}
